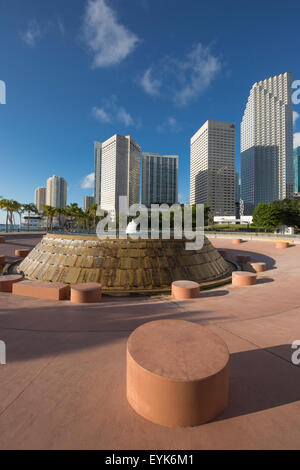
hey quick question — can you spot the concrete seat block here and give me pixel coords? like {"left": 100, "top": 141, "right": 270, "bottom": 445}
{"left": 172, "top": 280, "right": 200, "bottom": 300}
{"left": 232, "top": 271, "right": 257, "bottom": 286}
{"left": 12, "top": 280, "right": 70, "bottom": 300}
{"left": 70, "top": 283, "right": 102, "bottom": 303}
{"left": 15, "top": 249, "right": 31, "bottom": 258}
{"left": 0, "top": 274, "right": 23, "bottom": 293}
{"left": 250, "top": 262, "right": 266, "bottom": 273}
{"left": 127, "top": 319, "right": 230, "bottom": 427}
{"left": 232, "top": 239, "right": 243, "bottom": 245}
{"left": 275, "top": 241, "right": 289, "bottom": 249}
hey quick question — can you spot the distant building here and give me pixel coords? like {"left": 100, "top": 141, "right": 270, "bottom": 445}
{"left": 94, "top": 141, "right": 102, "bottom": 206}
{"left": 34, "top": 187, "right": 46, "bottom": 213}
{"left": 294, "top": 147, "right": 300, "bottom": 194}
{"left": 84, "top": 196, "right": 95, "bottom": 210}
{"left": 190, "top": 120, "right": 235, "bottom": 216}
{"left": 241, "top": 72, "right": 293, "bottom": 215}
{"left": 94, "top": 134, "right": 141, "bottom": 216}
{"left": 142, "top": 153, "right": 178, "bottom": 207}
{"left": 46, "top": 175, "right": 67, "bottom": 208}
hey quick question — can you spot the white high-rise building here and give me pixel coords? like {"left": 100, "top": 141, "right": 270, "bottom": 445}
{"left": 34, "top": 187, "right": 46, "bottom": 213}
{"left": 46, "top": 175, "right": 67, "bottom": 208}
{"left": 142, "top": 153, "right": 178, "bottom": 207}
{"left": 95, "top": 135, "right": 141, "bottom": 216}
{"left": 241, "top": 72, "right": 293, "bottom": 214}
{"left": 190, "top": 120, "right": 235, "bottom": 216}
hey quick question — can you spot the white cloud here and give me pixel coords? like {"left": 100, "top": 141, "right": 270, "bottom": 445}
{"left": 57, "top": 17, "right": 65, "bottom": 35}
{"left": 117, "top": 107, "right": 134, "bottom": 127}
{"left": 92, "top": 106, "right": 111, "bottom": 123}
{"left": 293, "top": 111, "right": 299, "bottom": 126}
{"left": 175, "top": 43, "right": 221, "bottom": 106}
{"left": 92, "top": 97, "right": 139, "bottom": 128}
{"left": 139, "top": 43, "right": 221, "bottom": 106}
{"left": 22, "top": 20, "right": 41, "bottom": 47}
{"left": 22, "top": 18, "right": 65, "bottom": 47}
{"left": 81, "top": 173, "right": 95, "bottom": 189}
{"left": 294, "top": 133, "right": 300, "bottom": 148}
{"left": 157, "top": 116, "right": 181, "bottom": 133}
{"left": 168, "top": 117, "right": 178, "bottom": 130}
{"left": 140, "top": 68, "right": 161, "bottom": 96}
{"left": 82, "top": 0, "right": 139, "bottom": 68}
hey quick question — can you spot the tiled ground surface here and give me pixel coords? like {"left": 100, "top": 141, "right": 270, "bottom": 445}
{"left": 0, "top": 235, "right": 300, "bottom": 449}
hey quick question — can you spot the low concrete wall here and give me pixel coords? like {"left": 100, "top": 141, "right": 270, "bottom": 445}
{"left": 0, "top": 232, "right": 46, "bottom": 239}
{"left": 205, "top": 232, "right": 300, "bottom": 244}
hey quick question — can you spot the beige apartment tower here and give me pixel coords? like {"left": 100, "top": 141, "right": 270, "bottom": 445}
{"left": 95, "top": 134, "right": 141, "bottom": 216}
{"left": 190, "top": 120, "right": 235, "bottom": 216}
{"left": 34, "top": 187, "right": 46, "bottom": 213}
{"left": 46, "top": 175, "right": 67, "bottom": 208}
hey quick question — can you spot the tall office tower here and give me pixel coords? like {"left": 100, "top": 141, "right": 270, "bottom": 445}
{"left": 241, "top": 72, "right": 293, "bottom": 214}
{"left": 142, "top": 153, "right": 178, "bottom": 207}
{"left": 95, "top": 134, "right": 141, "bottom": 216}
{"left": 94, "top": 141, "right": 102, "bottom": 206}
{"left": 34, "top": 187, "right": 46, "bottom": 213}
{"left": 46, "top": 175, "right": 67, "bottom": 208}
{"left": 294, "top": 147, "right": 300, "bottom": 194}
{"left": 84, "top": 196, "right": 95, "bottom": 210}
{"left": 190, "top": 120, "right": 236, "bottom": 216}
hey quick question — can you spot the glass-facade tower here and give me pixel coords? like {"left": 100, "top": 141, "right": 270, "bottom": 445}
{"left": 142, "top": 153, "right": 178, "bottom": 207}
{"left": 294, "top": 147, "right": 300, "bottom": 193}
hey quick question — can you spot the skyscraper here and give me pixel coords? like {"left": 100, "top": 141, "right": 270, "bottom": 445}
{"left": 84, "top": 196, "right": 95, "bottom": 210}
{"left": 142, "top": 153, "right": 178, "bottom": 207}
{"left": 294, "top": 147, "right": 300, "bottom": 194}
{"left": 34, "top": 187, "right": 46, "bottom": 213}
{"left": 94, "top": 141, "right": 102, "bottom": 206}
{"left": 190, "top": 120, "right": 235, "bottom": 216}
{"left": 241, "top": 72, "right": 293, "bottom": 214}
{"left": 95, "top": 134, "right": 141, "bottom": 216}
{"left": 46, "top": 175, "right": 67, "bottom": 208}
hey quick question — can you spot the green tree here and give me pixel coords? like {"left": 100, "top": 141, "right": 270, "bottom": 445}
{"left": 0, "top": 199, "right": 20, "bottom": 232}
{"left": 42, "top": 205, "right": 56, "bottom": 231}
{"left": 252, "top": 202, "right": 281, "bottom": 231}
{"left": 23, "top": 203, "right": 38, "bottom": 231}
{"left": 87, "top": 203, "right": 98, "bottom": 230}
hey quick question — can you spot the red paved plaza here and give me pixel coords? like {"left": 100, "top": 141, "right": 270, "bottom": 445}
{"left": 0, "top": 235, "right": 300, "bottom": 449}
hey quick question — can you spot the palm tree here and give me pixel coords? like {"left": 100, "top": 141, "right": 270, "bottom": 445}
{"left": 23, "top": 203, "right": 38, "bottom": 231}
{"left": 55, "top": 207, "right": 66, "bottom": 231}
{"left": 15, "top": 202, "right": 24, "bottom": 230}
{"left": 0, "top": 199, "right": 10, "bottom": 232}
{"left": 65, "top": 203, "right": 81, "bottom": 232}
{"left": 42, "top": 205, "right": 56, "bottom": 231}
{"left": 0, "top": 199, "right": 20, "bottom": 232}
{"left": 0, "top": 199, "right": 7, "bottom": 232}
{"left": 87, "top": 203, "right": 98, "bottom": 230}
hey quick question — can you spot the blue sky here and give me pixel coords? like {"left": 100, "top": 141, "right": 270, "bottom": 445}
{"left": 1, "top": 0, "right": 300, "bottom": 223}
